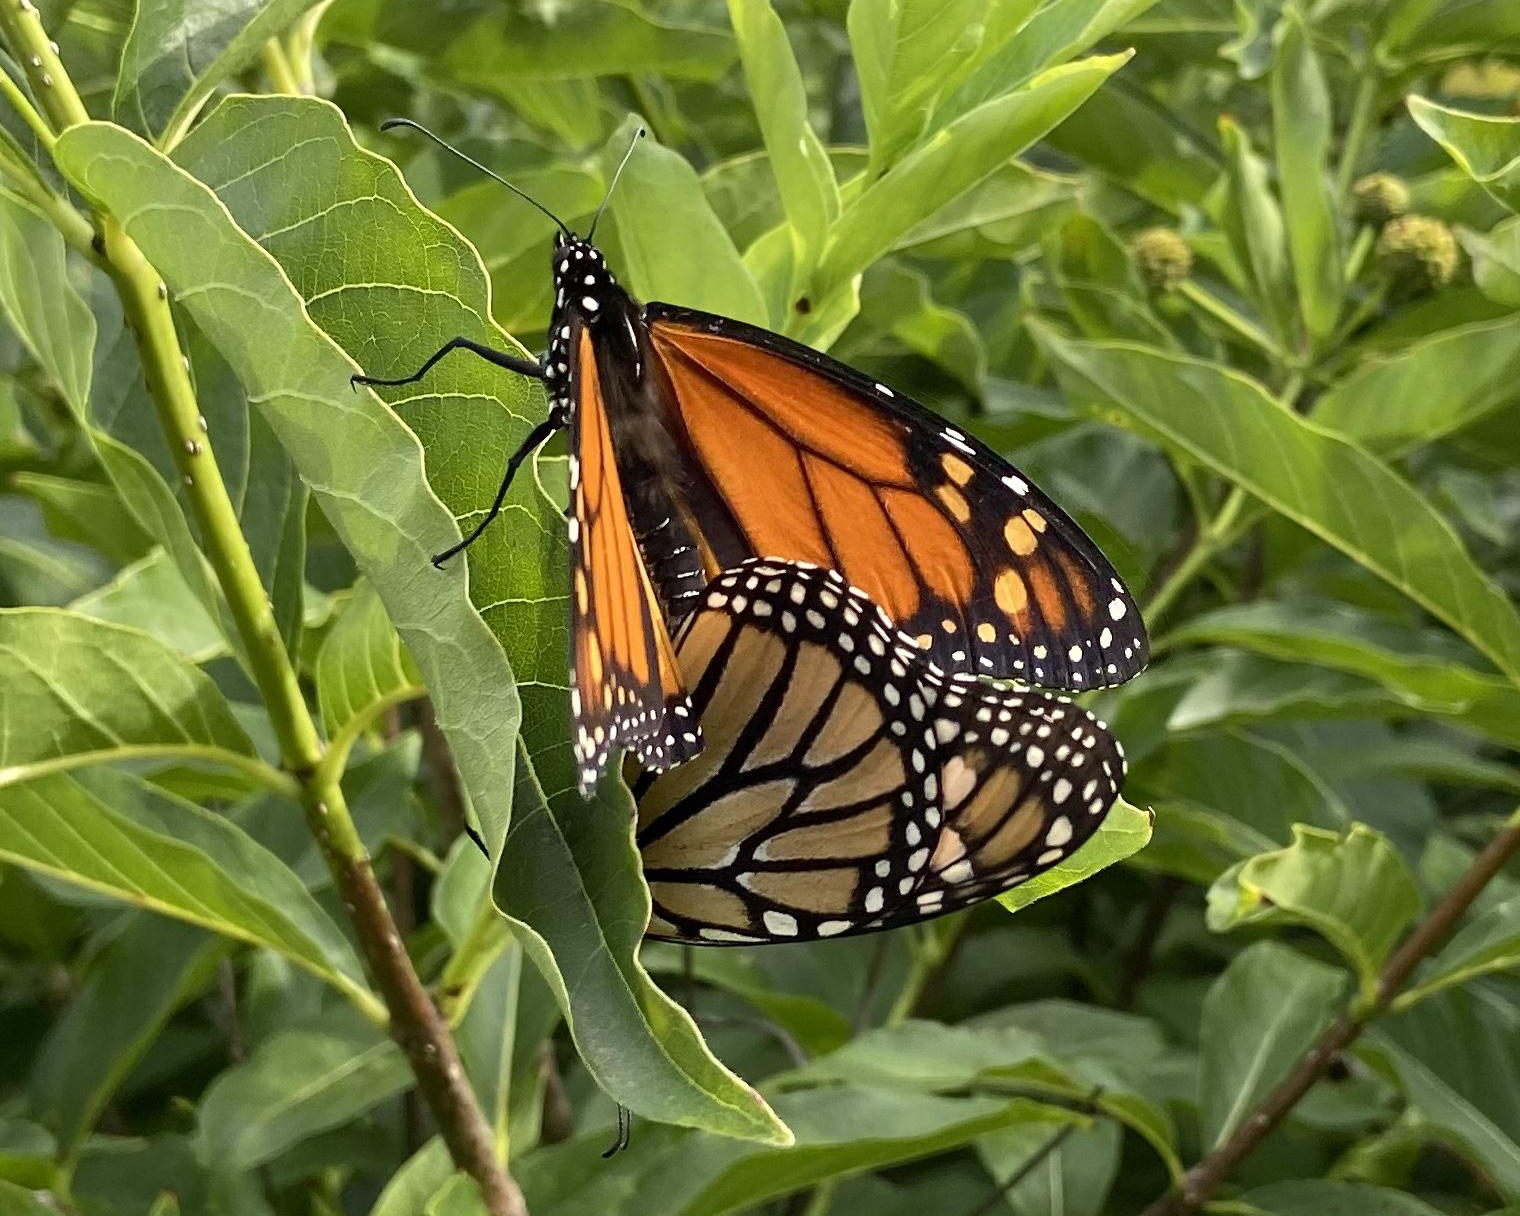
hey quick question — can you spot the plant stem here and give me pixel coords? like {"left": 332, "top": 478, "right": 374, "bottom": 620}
{"left": 0, "top": 59, "right": 53, "bottom": 147}
{"left": 1143, "top": 486, "right": 1247, "bottom": 627}
{"left": 260, "top": 38, "right": 301, "bottom": 95}
{"left": 0, "top": 9, "right": 524, "bottom": 1212}
{"left": 1139, "top": 810, "right": 1520, "bottom": 1216}
{"left": 1335, "top": 63, "right": 1380, "bottom": 201}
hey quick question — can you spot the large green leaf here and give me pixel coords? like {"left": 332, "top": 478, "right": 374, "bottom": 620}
{"left": 818, "top": 53, "right": 1131, "bottom": 291}
{"left": 112, "top": 0, "right": 326, "bottom": 143}
{"left": 0, "top": 768, "right": 374, "bottom": 1012}
{"left": 1165, "top": 601, "right": 1520, "bottom": 750}
{"left": 1207, "top": 824, "right": 1421, "bottom": 1000}
{"left": 494, "top": 739, "right": 790, "bottom": 1145}
{"left": 1035, "top": 326, "right": 1520, "bottom": 686}
{"left": 516, "top": 1089, "right": 1066, "bottom": 1216}
{"left": 53, "top": 108, "right": 524, "bottom": 851}
{"left": 28, "top": 915, "right": 224, "bottom": 1155}
{"left": 1198, "top": 941, "right": 1348, "bottom": 1149}
{"left": 728, "top": 0, "right": 838, "bottom": 270}
{"left": 1313, "top": 312, "right": 1520, "bottom": 453}
{"left": 1271, "top": 7, "right": 1341, "bottom": 342}
{"left": 1408, "top": 96, "right": 1520, "bottom": 214}
{"left": 194, "top": 1007, "right": 410, "bottom": 1171}
{"left": 0, "top": 608, "right": 257, "bottom": 786}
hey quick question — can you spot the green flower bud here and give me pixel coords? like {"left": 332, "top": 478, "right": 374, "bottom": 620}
{"left": 1130, "top": 226, "right": 1192, "bottom": 294}
{"left": 1375, "top": 214, "right": 1460, "bottom": 294}
{"left": 1350, "top": 172, "right": 1410, "bottom": 227}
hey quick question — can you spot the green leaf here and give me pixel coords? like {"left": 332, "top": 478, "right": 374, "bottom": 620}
{"left": 112, "top": 0, "right": 326, "bottom": 143}
{"left": 1207, "top": 824, "right": 1421, "bottom": 998}
{"left": 976, "top": 1114, "right": 1119, "bottom": 1216}
{"left": 1199, "top": 941, "right": 1349, "bottom": 1149}
{"left": 517, "top": 1089, "right": 1065, "bottom": 1216}
{"left": 1241, "top": 1180, "right": 1451, "bottom": 1216}
{"left": 0, "top": 608, "right": 256, "bottom": 786}
{"left": 728, "top": 0, "right": 838, "bottom": 270}
{"left": 849, "top": 261, "right": 987, "bottom": 393}
{"left": 370, "top": 1140, "right": 452, "bottom": 1216}
{"left": 937, "top": 0, "right": 1158, "bottom": 128}
{"left": 0, "top": 768, "right": 375, "bottom": 1012}
{"left": 0, "top": 179, "right": 235, "bottom": 656}
{"left": 997, "top": 796, "right": 1153, "bottom": 915}
{"left": 1367, "top": 988, "right": 1520, "bottom": 1196}
{"left": 819, "top": 53, "right": 1131, "bottom": 291}
{"left": 69, "top": 549, "right": 225, "bottom": 664}
{"left": 11, "top": 473, "right": 153, "bottom": 566}
{"left": 315, "top": 581, "right": 422, "bottom": 741}
{"left": 28, "top": 915, "right": 223, "bottom": 1154}
{"left": 1314, "top": 312, "right": 1520, "bottom": 454}
{"left": 1165, "top": 601, "right": 1520, "bottom": 750}
{"left": 1271, "top": 7, "right": 1342, "bottom": 342}
{"left": 54, "top": 105, "right": 524, "bottom": 852}
{"left": 0, "top": 189, "right": 93, "bottom": 412}
{"left": 195, "top": 1007, "right": 410, "bottom": 1171}
{"left": 848, "top": 0, "right": 985, "bottom": 172}
{"left": 436, "top": 1, "right": 734, "bottom": 85}
{"left": 1459, "top": 216, "right": 1520, "bottom": 307}
{"left": 494, "top": 740, "right": 790, "bottom": 1145}
{"left": 1401, "top": 892, "right": 1520, "bottom": 1007}
{"left": 598, "top": 117, "right": 767, "bottom": 325}
{"left": 0, "top": 1180, "right": 57, "bottom": 1216}
{"left": 1034, "top": 326, "right": 1520, "bottom": 686}
{"left": 1408, "top": 96, "right": 1520, "bottom": 214}
{"left": 1217, "top": 116, "right": 1293, "bottom": 337}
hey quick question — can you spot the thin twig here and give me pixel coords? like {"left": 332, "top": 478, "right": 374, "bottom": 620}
{"left": 1140, "top": 812, "right": 1520, "bottom": 1216}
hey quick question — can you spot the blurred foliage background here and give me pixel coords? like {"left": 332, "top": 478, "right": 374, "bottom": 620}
{"left": 2, "top": 0, "right": 1520, "bottom": 1213}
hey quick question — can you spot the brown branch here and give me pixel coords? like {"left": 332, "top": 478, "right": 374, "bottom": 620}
{"left": 1140, "top": 816, "right": 1520, "bottom": 1216}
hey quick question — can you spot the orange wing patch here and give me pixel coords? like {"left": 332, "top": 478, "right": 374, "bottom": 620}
{"left": 569, "top": 330, "right": 699, "bottom": 794}
{"left": 645, "top": 312, "right": 1148, "bottom": 690}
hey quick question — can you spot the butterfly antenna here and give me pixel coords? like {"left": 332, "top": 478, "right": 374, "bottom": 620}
{"left": 379, "top": 117, "right": 571, "bottom": 238}
{"left": 587, "top": 126, "right": 646, "bottom": 241}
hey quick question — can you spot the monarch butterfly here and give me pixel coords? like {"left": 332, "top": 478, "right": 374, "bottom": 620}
{"left": 353, "top": 124, "right": 1148, "bottom": 795}
{"left": 630, "top": 559, "right": 1126, "bottom": 944}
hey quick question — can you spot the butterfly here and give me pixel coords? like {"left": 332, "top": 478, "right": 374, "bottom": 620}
{"left": 629, "top": 559, "right": 1126, "bottom": 944}
{"left": 352, "top": 123, "right": 1148, "bottom": 795}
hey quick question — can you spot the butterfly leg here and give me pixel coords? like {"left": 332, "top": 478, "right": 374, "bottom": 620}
{"left": 432, "top": 408, "right": 567, "bottom": 568}
{"left": 350, "top": 336, "right": 543, "bottom": 390}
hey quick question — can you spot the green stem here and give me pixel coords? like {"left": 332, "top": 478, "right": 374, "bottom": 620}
{"left": 1176, "top": 279, "right": 1283, "bottom": 361}
{"left": 886, "top": 917, "right": 967, "bottom": 1025}
{"left": 260, "top": 38, "right": 301, "bottom": 95}
{"left": 1335, "top": 64, "right": 1380, "bottom": 201}
{"left": 0, "top": 10, "right": 523, "bottom": 1212}
{"left": 1143, "top": 486, "right": 1247, "bottom": 628}
{"left": 0, "top": 152, "right": 101, "bottom": 266}
{"left": 0, "top": 59, "right": 52, "bottom": 148}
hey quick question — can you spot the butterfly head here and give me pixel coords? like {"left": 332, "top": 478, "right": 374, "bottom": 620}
{"left": 551, "top": 236, "right": 622, "bottom": 325}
